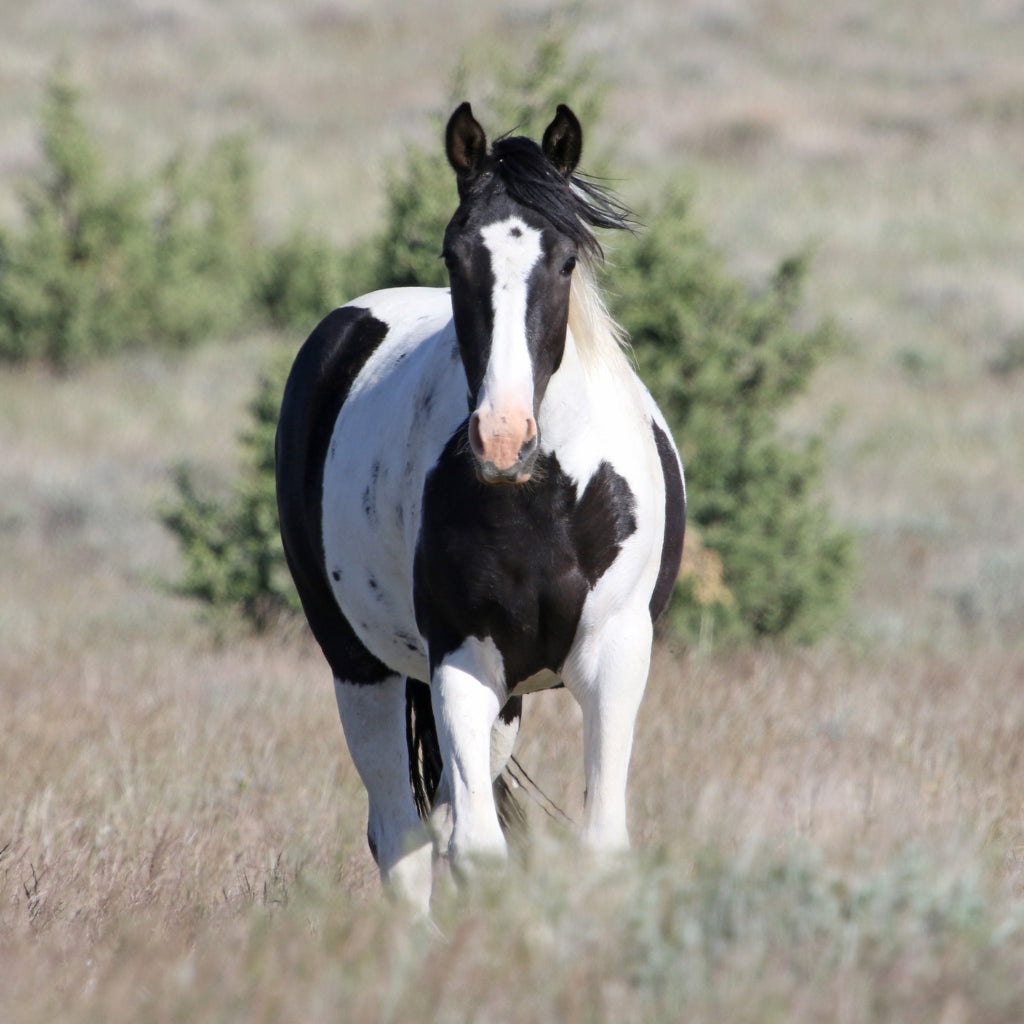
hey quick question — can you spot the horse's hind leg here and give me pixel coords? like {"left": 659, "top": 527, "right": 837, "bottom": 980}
{"left": 334, "top": 674, "right": 433, "bottom": 910}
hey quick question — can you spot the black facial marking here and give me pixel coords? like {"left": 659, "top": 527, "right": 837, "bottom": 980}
{"left": 649, "top": 419, "right": 686, "bottom": 621}
{"left": 276, "top": 305, "right": 392, "bottom": 684}
{"left": 331, "top": 569, "right": 342, "bottom": 582}
{"left": 413, "top": 428, "right": 636, "bottom": 687}
{"left": 444, "top": 220, "right": 497, "bottom": 406}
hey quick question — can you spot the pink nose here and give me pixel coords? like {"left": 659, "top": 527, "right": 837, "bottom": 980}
{"left": 469, "top": 407, "right": 537, "bottom": 479}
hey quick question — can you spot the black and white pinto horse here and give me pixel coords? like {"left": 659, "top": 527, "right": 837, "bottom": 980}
{"left": 276, "top": 103, "right": 685, "bottom": 909}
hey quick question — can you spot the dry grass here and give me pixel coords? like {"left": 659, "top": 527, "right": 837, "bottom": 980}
{"left": 3, "top": 0, "right": 1024, "bottom": 1019}
{"left": 3, "top": 628, "right": 1024, "bottom": 1022}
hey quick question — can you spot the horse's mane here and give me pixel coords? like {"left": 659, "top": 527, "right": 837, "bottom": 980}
{"left": 488, "top": 135, "right": 633, "bottom": 261}
{"left": 567, "top": 258, "right": 634, "bottom": 380}
{"left": 486, "top": 134, "right": 635, "bottom": 375}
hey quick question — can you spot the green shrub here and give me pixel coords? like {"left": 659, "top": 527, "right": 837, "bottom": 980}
{"left": 256, "top": 230, "right": 353, "bottom": 331}
{"left": 164, "top": 40, "right": 854, "bottom": 647}
{"left": 613, "top": 187, "right": 854, "bottom": 644}
{"left": 0, "top": 72, "right": 259, "bottom": 367}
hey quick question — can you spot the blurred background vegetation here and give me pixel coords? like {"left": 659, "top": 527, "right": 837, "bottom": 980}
{"left": 0, "top": 43, "right": 854, "bottom": 648}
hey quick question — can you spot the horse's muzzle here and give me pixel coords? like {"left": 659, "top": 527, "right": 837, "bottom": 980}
{"left": 472, "top": 433, "right": 540, "bottom": 485}
{"left": 469, "top": 408, "right": 539, "bottom": 485}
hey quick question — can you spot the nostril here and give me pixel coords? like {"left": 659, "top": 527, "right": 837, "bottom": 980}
{"left": 468, "top": 411, "right": 484, "bottom": 458}
{"left": 520, "top": 423, "right": 540, "bottom": 460}
{"left": 524, "top": 416, "right": 537, "bottom": 444}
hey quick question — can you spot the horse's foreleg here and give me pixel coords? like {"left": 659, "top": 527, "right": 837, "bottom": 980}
{"left": 431, "top": 637, "right": 507, "bottom": 875}
{"left": 334, "top": 674, "right": 433, "bottom": 910}
{"left": 565, "top": 609, "right": 653, "bottom": 852}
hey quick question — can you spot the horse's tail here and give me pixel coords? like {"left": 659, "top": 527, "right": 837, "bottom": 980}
{"left": 405, "top": 679, "right": 443, "bottom": 820}
{"left": 493, "top": 770, "right": 528, "bottom": 851}
{"left": 404, "top": 679, "right": 526, "bottom": 845}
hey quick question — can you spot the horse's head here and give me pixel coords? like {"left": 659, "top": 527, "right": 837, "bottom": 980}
{"left": 442, "top": 102, "right": 601, "bottom": 485}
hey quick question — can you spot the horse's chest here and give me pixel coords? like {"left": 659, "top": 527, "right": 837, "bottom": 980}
{"left": 413, "top": 439, "right": 637, "bottom": 686}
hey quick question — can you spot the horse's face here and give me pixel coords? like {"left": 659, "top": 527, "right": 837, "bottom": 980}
{"left": 442, "top": 197, "right": 577, "bottom": 485}
{"left": 443, "top": 103, "right": 585, "bottom": 486}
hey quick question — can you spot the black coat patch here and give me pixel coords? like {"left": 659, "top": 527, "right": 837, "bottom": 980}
{"left": 572, "top": 462, "right": 637, "bottom": 587}
{"left": 276, "top": 305, "right": 392, "bottom": 684}
{"left": 413, "top": 427, "right": 637, "bottom": 687}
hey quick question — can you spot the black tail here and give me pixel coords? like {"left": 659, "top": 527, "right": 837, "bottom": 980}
{"left": 404, "top": 679, "right": 527, "bottom": 846}
{"left": 405, "top": 679, "right": 443, "bottom": 821}
{"left": 494, "top": 770, "right": 529, "bottom": 855}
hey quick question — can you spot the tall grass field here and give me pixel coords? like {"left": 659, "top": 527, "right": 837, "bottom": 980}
{"left": 3, "top": 1, "right": 1024, "bottom": 1020}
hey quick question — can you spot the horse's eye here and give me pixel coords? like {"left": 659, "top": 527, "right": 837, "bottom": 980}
{"left": 441, "top": 250, "right": 458, "bottom": 273}
{"left": 560, "top": 255, "right": 577, "bottom": 277}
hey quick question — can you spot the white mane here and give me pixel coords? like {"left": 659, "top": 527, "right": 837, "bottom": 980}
{"left": 567, "top": 258, "right": 635, "bottom": 383}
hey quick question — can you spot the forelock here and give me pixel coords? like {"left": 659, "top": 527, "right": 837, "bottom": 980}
{"left": 462, "top": 134, "right": 633, "bottom": 263}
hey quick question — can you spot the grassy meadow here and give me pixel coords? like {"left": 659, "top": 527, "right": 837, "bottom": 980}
{"left": 3, "top": 1, "right": 1024, "bottom": 1020}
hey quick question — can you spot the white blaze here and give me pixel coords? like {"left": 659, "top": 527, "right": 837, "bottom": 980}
{"left": 476, "top": 217, "right": 542, "bottom": 459}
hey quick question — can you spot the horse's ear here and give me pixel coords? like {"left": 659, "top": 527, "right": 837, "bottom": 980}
{"left": 446, "top": 102, "right": 488, "bottom": 185}
{"left": 542, "top": 104, "right": 583, "bottom": 178}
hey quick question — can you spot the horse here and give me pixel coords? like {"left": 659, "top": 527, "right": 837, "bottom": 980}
{"left": 275, "top": 102, "right": 685, "bottom": 910}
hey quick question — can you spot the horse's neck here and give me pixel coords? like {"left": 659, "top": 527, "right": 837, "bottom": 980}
{"left": 540, "top": 327, "right": 642, "bottom": 450}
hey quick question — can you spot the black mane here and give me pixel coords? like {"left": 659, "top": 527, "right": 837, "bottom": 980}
{"left": 480, "top": 134, "right": 634, "bottom": 261}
